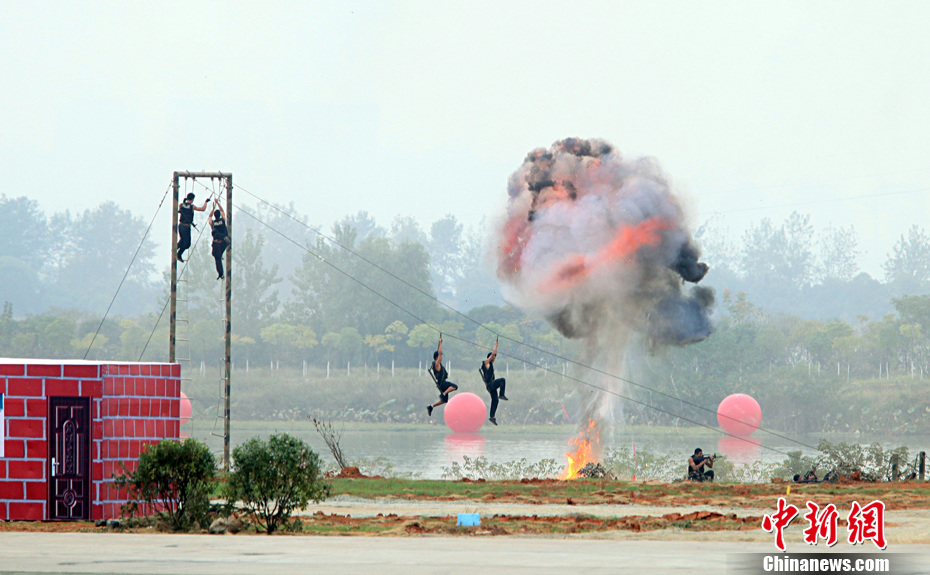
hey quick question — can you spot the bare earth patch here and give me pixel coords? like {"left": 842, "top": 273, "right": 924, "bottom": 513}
{"left": 3, "top": 478, "right": 927, "bottom": 541}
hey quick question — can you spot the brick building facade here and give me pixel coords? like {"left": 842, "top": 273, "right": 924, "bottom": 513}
{"left": 0, "top": 359, "right": 181, "bottom": 521}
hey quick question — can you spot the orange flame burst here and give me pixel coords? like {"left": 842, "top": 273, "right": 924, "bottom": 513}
{"left": 541, "top": 216, "right": 673, "bottom": 292}
{"left": 498, "top": 215, "right": 530, "bottom": 278}
{"left": 561, "top": 419, "right": 601, "bottom": 479}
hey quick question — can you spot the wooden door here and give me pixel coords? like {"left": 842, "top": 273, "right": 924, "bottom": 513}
{"left": 47, "top": 396, "right": 91, "bottom": 520}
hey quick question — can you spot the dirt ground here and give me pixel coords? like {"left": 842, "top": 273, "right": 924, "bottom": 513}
{"left": 3, "top": 478, "right": 928, "bottom": 543}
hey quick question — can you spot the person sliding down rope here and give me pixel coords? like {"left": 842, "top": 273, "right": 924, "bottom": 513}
{"left": 426, "top": 337, "right": 458, "bottom": 416}
{"left": 209, "top": 200, "right": 230, "bottom": 280}
{"left": 479, "top": 338, "right": 508, "bottom": 425}
{"left": 177, "top": 192, "right": 209, "bottom": 262}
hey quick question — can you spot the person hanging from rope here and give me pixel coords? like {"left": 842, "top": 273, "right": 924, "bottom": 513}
{"left": 479, "top": 336, "right": 509, "bottom": 425}
{"left": 209, "top": 199, "right": 230, "bottom": 280}
{"left": 177, "top": 192, "right": 209, "bottom": 262}
{"left": 426, "top": 336, "right": 458, "bottom": 417}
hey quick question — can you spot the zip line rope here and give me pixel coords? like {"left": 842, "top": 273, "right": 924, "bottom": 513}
{"left": 233, "top": 202, "right": 814, "bottom": 458}
{"left": 232, "top": 183, "right": 821, "bottom": 453}
{"left": 84, "top": 181, "right": 173, "bottom": 359}
{"left": 137, "top": 176, "right": 818, "bottom": 455}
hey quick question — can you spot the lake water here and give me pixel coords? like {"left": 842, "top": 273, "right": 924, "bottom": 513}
{"left": 184, "top": 420, "right": 928, "bottom": 480}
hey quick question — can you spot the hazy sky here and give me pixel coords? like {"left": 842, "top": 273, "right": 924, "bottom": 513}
{"left": 2, "top": 1, "right": 929, "bottom": 276}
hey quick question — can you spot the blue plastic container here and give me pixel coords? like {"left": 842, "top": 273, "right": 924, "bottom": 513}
{"left": 457, "top": 513, "right": 480, "bottom": 526}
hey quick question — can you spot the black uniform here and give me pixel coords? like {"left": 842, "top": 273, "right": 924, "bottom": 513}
{"left": 429, "top": 362, "right": 456, "bottom": 403}
{"left": 177, "top": 200, "right": 195, "bottom": 261}
{"left": 211, "top": 217, "right": 229, "bottom": 279}
{"left": 688, "top": 455, "right": 715, "bottom": 482}
{"left": 479, "top": 361, "right": 507, "bottom": 419}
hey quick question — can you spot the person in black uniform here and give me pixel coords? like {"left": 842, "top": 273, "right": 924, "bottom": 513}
{"left": 209, "top": 200, "right": 230, "bottom": 280}
{"left": 177, "top": 192, "right": 209, "bottom": 262}
{"left": 479, "top": 338, "right": 508, "bottom": 425}
{"left": 426, "top": 337, "right": 458, "bottom": 416}
{"left": 687, "top": 448, "right": 715, "bottom": 482}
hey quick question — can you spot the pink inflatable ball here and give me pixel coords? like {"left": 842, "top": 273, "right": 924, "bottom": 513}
{"left": 443, "top": 392, "right": 487, "bottom": 433}
{"left": 717, "top": 393, "right": 761, "bottom": 436}
{"left": 180, "top": 391, "right": 192, "bottom": 425}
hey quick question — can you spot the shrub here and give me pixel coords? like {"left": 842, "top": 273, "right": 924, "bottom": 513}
{"left": 440, "top": 455, "right": 561, "bottom": 480}
{"left": 114, "top": 438, "right": 216, "bottom": 531}
{"left": 224, "top": 433, "right": 330, "bottom": 534}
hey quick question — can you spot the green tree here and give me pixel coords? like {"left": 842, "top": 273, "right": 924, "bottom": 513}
{"left": 475, "top": 321, "right": 521, "bottom": 350}
{"left": 260, "top": 323, "right": 318, "bottom": 364}
{"left": 224, "top": 433, "right": 329, "bottom": 534}
{"left": 334, "top": 327, "right": 363, "bottom": 363}
{"left": 288, "top": 228, "right": 437, "bottom": 336}
{"left": 119, "top": 318, "right": 148, "bottom": 360}
{"left": 233, "top": 229, "right": 282, "bottom": 341}
{"left": 321, "top": 331, "right": 339, "bottom": 362}
{"left": 815, "top": 224, "right": 861, "bottom": 283}
{"left": 384, "top": 320, "right": 408, "bottom": 362}
{"left": 49, "top": 202, "right": 158, "bottom": 314}
{"left": 335, "top": 211, "right": 385, "bottom": 247}
{"left": 114, "top": 438, "right": 215, "bottom": 531}
{"left": 739, "top": 212, "right": 814, "bottom": 289}
{"left": 884, "top": 225, "right": 930, "bottom": 294}
{"left": 722, "top": 290, "right": 760, "bottom": 324}
{"left": 0, "top": 195, "right": 50, "bottom": 271}
{"left": 390, "top": 215, "right": 427, "bottom": 245}
{"left": 407, "top": 323, "right": 437, "bottom": 354}
{"left": 72, "top": 332, "right": 107, "bottom": 359}
{"left": 364, "top": 333, "right": 391, "bottom": 364}
{"left": 452, "top": 220, "right": 505, "bottom": 309}
{"left": 429, "top": 214, "right": 464, "bottom": 301}
{"left": 0, "top": 257, "right": 44, "bottom": 315}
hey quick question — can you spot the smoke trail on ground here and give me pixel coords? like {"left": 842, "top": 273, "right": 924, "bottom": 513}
{"left": 493, "top": 137, "right": 714, "bottom": 452}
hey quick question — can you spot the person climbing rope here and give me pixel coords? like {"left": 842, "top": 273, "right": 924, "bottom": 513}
{"left": 209, "top": 199, "right": 230, "bottom": 280}
{"left": 177, "top": 192, "right": 209, "bottom": 262}
{"left": 479, "top": 337, "right": 508, "bottom": 425}
{"left": 427, "top": 337, "right": 458, "bottom": 416}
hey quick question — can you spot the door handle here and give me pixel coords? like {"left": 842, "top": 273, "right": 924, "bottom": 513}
{"left": 51, "top": 457, "right": 59, "bottom": 478}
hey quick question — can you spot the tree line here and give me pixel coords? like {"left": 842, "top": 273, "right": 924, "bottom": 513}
{"left": 3, "top": 194, "right": 930, "bottom": 380}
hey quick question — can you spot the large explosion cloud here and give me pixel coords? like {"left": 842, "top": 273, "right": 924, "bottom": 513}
{"left": 494, "top": 138, "right": 714, "bottom": 461}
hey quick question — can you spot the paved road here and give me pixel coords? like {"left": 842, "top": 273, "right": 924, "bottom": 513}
{"left": 1, "top": 533, "right": 927, "bottom": 575}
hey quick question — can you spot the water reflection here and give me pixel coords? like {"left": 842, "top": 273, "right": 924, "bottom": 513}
{"left": 187, "top": 421, "right": 924, "bottom": 480}
{"left": 717, "top": 435, "right": 762, "bottom": 465}
{"left": 444, "top": 432, "right": 486, "bottom": 465}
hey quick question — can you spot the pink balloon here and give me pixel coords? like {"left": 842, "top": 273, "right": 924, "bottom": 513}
{"left": 717, "top": 393, "right": 761, "bottom": 436}
{"left": 180, "top": 391, "right": 192, "bottom": 425}
{"left": 443, "top": 392, "right": 487, "bottom": 432}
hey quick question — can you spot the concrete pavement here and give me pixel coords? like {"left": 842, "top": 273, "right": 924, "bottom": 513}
{"left": 1, "top": 533, "right": 928, "bottom": 575}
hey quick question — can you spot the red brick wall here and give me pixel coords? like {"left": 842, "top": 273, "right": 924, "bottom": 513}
{"left": 95, "top": 363, "right": 181, "bottom": 520}
{"left": 1, "top": 361, "right": 180, "bottom": 521}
